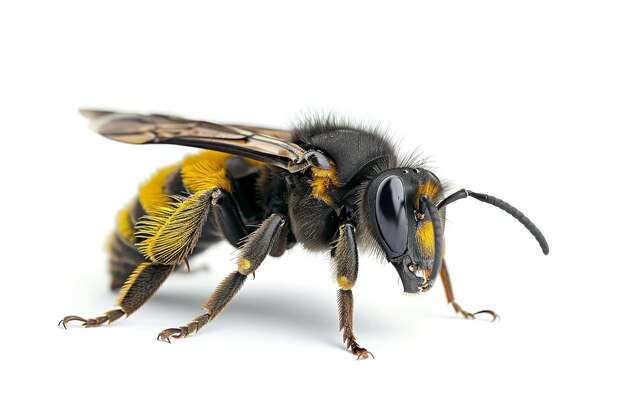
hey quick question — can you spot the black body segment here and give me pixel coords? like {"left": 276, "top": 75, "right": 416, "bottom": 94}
{"left": 162, "top": 167, "right": 188, "bottom": 197}
{"left": 129, "top": 197, "right": 146, "bottom": 226}
{"left": 288, "top": 192, "right": 339, "bottom": 250}
{"left": 109, "top": 233, "right": 147, "bottom": 290}
{"left": 294, "top": 125, "right": 395, "bottom": 186}
{"left": 225, "top": 157, "right": 265, "bottom": 223}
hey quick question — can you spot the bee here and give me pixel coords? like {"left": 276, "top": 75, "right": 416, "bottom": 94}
{"left": 60, "top": 110, "right": 549, "bottom": 359}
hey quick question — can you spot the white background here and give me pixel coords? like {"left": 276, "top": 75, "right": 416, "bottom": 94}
{"left": 1, "top": 1, "right": 624, "bottom": 416}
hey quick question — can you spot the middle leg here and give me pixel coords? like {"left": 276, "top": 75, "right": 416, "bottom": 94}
{"left": 332, "top": 223, "right": 373, "bottom": 359}
{"left": 157, "top": 213, "right": 286, "bottom": 341}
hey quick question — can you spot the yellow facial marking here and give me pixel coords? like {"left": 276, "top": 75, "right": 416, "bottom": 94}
{"left": 310, "top": 165, "right": 341, "bottom": 206}
{"left": 337, "top": 275, "right": 354, "bottom": 290}
{"left": 416, "top": 180, "right": 441, "bottom": 202}
{"left": 238, "top": 258, "right": 251, "bottom": 274}
{"left": 138, "top": 163, "right": 180, "bottom": 215}
{"left": 181, "top": 150, "right": 233, "bottom": 194}
{"left": 414, "top": 179, "right": 442, "bottom": 258}
{"left": 416, "top": 220, "right": 435, "bottom": 257}
{"left": 117, "top": 261, "right": 151, "bottom": 306}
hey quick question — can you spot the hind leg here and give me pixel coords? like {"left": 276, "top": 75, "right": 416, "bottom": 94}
{"left": 59, "top": 262, "right": 175, "bottom": 328}
{"left": 60, "top": 232, "right": 172, "bottom": 328}
{"left": 60, "top": 187, "right": 254, "bottom": 331}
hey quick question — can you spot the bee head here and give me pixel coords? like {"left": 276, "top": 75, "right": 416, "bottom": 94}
{"left": 364, "top": 167, "right": 445, "bottom": 294}
{"left": 363, "top": 167, "right": 550, "bottom": 294}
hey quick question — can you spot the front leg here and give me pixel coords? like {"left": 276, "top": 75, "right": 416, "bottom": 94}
{"left": 332, "top": 223, "right": 373, "bottom": 359}
{"left": 440, "top": 258, "right": 498, "bottom": 321}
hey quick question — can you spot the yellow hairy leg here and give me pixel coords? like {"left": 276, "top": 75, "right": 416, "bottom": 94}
{"left": 134, "top": 150, "right": 240, "bottom": 266}
{"left": 135, "top": 190, "right": 214, "bottom": 265}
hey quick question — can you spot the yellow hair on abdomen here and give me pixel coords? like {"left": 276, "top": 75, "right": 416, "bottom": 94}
{"left": 139, "top": 163, "right": 180, "bottom": 215}
{"left": 310, "top": 165, "right": 341, "bottom": 206}
{"left": 115, "top": 204, "right": 135, "bottom": 243}
{"left": 181, "top": 150, "right": 233, "bottom": 194}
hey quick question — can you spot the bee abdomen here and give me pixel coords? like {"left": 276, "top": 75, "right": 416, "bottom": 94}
{"left": 108, "top": 232, "right": 146, "bottom": 289}
{"left": 108, "top": 151, "right": 254, "bottom": 287}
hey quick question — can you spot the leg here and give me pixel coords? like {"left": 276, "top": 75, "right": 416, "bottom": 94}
{"left": 60, "top": 189, "right": 223, "bottom": 328}
{"left": 440, "top": 258, "right": 498, "bottom": 321}
{"left": 338, "top": 290, "right": 373, "bottom": 359}
{"left": 60, "top": 188, "right": 257, "bottom": 331}
{"left": 157, "top": 271, "right": 246, "bottom": 341}
{"left": 157, "top": 213, "right": 286, "bottom": 341}
{"left": 211, "top": 189, "right": 251, "bottom": 248}
{"left": 332, "top": 223, "right": 373, "bottom": 359}
{"left": 59, "top": 262, "right": 175, "bottom": 328}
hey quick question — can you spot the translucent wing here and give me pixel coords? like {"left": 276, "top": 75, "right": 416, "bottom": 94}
{"left": 79, "top": 109, "right": 322, "bottom": 172}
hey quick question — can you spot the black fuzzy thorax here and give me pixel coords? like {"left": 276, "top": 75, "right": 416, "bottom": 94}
{"left": 292, "top": 118, "right": 399, "bottom": 189}
{"left": 253, "top": 119, "right": 403, "bottom": 253}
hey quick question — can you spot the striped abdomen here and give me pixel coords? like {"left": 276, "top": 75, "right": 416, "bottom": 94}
{"left": 108, "top": 151, "right": 262, "bottom": 289}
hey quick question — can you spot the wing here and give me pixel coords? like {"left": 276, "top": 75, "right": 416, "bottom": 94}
{"left": 79, "top": 109, "right": 323, "bottom": 173}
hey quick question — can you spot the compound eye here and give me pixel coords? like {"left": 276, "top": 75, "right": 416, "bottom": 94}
{"left": 375, "top": 176, "right": 408, "bottom": 256}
